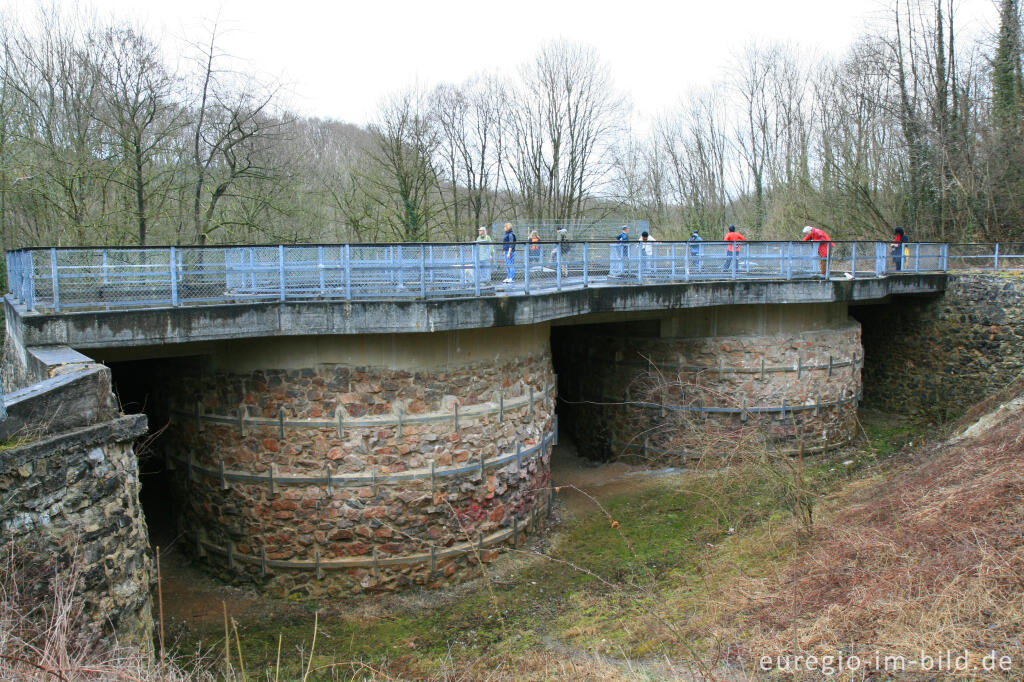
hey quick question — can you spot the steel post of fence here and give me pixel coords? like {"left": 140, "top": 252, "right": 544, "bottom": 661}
{"left": 523, "top": 247, "right": 530, "bottom": 294}
{"left": 582, "top": 242, "right": 589, "bottom": 286}
{"left": 318, "top": 246, "right": 326, "bottom": 295}
{"left": 170, "top": 246, "right": 179, "bottom": 306}
{"left": 420, "top": 246, "right": 426, "bottom": 298}
{"left": 875, "top": 242, "right": 885, "bottom": 276}
{"left": 25, "top": 252, "right": 34, "bottom": 310}
{"left": 473, "top": 243, "right": 481, "bottom": 297}
{"left": 941, "top": 243, "right": 949, "bottom": 271}
{"left": 277, "top": 245, "right": 286, "bottom": 301}
{"left": 102, "top": 249, "right": 109, "bottom": 285}
{"left": 50, "top": 248, "right": 60, "bottom": 312}
{"left": 825, "top": 244, "right": 832, "bottom": 278}
{"left": 914, "top": 243, "right": 920, "bottom": 272}
{"left": 344, "top": 244, "right": 351, "bottom": 300}
{"left": 851, "top": 242, "right": 857, "bottom": 276}
{"left": 555, "top": 244, "right": 562, "bottom": 290}
{"left": 994, "top": 243, "right": 1000, "bottom": 270}
{"left": 784, "top": 242, "right": 791, "bottom": 280}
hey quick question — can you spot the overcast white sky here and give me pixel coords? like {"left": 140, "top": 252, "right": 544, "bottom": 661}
{"left": 2, "top": 0, "right": 1002, "bottom": 127}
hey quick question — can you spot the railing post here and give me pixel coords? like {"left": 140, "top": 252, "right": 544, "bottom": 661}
{"left": 50, "top": 247, "right": 60, "bottom": 312}
{"left": 851, "top": 242, "right": 857, "bottom": 276}
{"left": 784, "top": 242, "right": 792, "bottom": 280}
{"left": 876, "top": 242, "right": 885, "bottom": 276}
{"left": 994, "top": 243, "right": 1000, "bottom": 270}
{"left": 170, "top": 246, "right": 179, "bottom": 306}
{"left": 523, "top": 246, "right": 530, "bottom": 294}
{"left": 582, "top": 242, "right": 589, "bottom": 286}
{"left": 344, "top": 244, "right": 352, "bottom": 300}
{"left": 102, "top": 249, "right": 109, "bottom": 285}
{"left": 277, "top": 244, "right": 286, "bottom": 301}
{"left": 825, "top": 242, "right": 832, "bottom": 278}
{"left": 913, "top": 243, "right": 920, "bottom": 272}
{"left": 420, "top": 245, "right": 426, "bottom": 298}
{"left": 555, "top": 242, "right": 562, "bottom": 290}
{"left": 473, "top": 243, "right": 480, "bottom": 297}
{"left": 26, "top": 251, "right": 35, "bottom": 311}
{"left": 317, "top": 246, "right": 326, "bottom": 295}
{"left": 941, "top": 243, "right": 949, "bottom": 271}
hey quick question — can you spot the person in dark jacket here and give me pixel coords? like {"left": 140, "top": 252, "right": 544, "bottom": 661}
{"left": 502, "top": 222, "right": 517, "bottom": 283}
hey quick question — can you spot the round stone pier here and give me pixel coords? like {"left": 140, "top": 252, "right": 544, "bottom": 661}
{"left": 556, "top": 304, "right": 862, "bottom": 461}
{"left": 156, "top": 325, "right": 554, "bottom": 597}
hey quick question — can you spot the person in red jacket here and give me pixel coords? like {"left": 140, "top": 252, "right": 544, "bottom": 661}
{"left": 801, "top": 225, "right": 833, "bottom": 276}
{"left": 721, "top": 225, "right": 746, "bottom": 272}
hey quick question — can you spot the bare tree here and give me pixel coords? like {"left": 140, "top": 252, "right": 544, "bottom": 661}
{"left": 431, "top": 74, "right": 507, "bottom": 237}
{"left": 363, "top": 87, "right": 440, "bottom": 242}
{"left": 185, "top": 23, "right": 286, "bottom": 244}
{"left": 94, "top": 25, "right": 182, "bottom": 245}
{"left": 2, "top": 4, "right": 111, "bottom": 245}
{"left": 505, "top": 41, "right": 626, "bottom": 222}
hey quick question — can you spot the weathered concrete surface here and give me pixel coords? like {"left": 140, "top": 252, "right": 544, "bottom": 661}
{"left": 0, "top": 363, "right": 119, "bottom": 440}
{"left": 3, "top": 274, "right": 946, "bottom": 354}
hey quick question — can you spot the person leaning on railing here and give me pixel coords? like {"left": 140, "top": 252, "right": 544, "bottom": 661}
{"left": 610, "top": 225, "right": 630, "bottom": 277}
{"left": 801, "top": 225, "right": 833, "bottom": 276}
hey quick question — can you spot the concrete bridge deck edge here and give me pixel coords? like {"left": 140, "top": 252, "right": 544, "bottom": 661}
{"left": 4, "top": 274, "right": 946, "bottom": 351}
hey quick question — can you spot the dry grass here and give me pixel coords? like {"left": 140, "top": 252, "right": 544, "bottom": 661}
{"left": 714, "top": 398, "right": 1024, "bottom": 676}
{"left": 0, "top": 541, "right": 202, "bottom": 681}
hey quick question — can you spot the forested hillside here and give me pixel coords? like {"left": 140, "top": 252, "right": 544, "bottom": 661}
{"left": 1, "top": 0, "right": 1022, "bottom": 249}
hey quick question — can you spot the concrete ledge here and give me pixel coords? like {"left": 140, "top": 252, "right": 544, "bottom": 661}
{"left": 1, "top": 364, "right": 119, "bottom": 441}
{"left": 3, "top": 274, "right": 947, "bottom": 352}
{"left": 1, "top": 413, "right": 148, "bottom": 466}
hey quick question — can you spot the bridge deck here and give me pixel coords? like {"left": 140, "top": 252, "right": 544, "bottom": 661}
{"left": 5, "top": 240, "right": 948, "bottom": 315}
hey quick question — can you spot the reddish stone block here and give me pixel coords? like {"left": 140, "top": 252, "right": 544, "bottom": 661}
{"left": 488, "top": 504, "right": 505, "bottom": 523}
{"left": 261, "top": 438, "right": 280, "bottom": 452}
{"left": 346, "top": 542, "right": 370, "bottom": 556}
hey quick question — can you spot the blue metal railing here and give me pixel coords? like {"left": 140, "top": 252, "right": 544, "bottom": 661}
{"left": 1, "top": 240, "right": 1004, "bottom": 315}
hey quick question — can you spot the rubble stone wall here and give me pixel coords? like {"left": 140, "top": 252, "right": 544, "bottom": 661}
{"left": 155, "top": 326, "right": 555, "bottom": 597}
{"left": 556, "top": 304, "right": 862, "bottom": 461}
{"left": 0, "top": 361, "right": 152, "bottom": 649}
{"left": 856, "top": 272, "right": 1024, "bottom": 417}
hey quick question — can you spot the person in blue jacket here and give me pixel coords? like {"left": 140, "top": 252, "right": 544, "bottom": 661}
{"left": 611, "top": 225, "right": 630, "bottom": 276}
{"left": 688, "top": 230, "right": 703, "bottom": 271}
{"left": 502, "top": 222, "right": 517, "bottom": 283}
